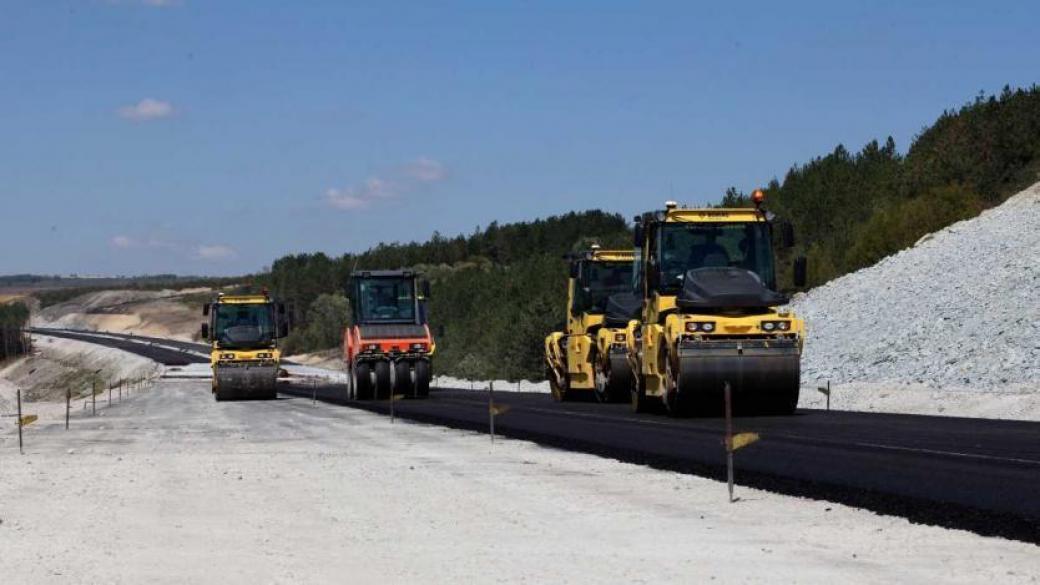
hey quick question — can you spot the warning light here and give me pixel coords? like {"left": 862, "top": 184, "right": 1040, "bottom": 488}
{"left": 752, "top": 189, "right": 765, "bottom": 204}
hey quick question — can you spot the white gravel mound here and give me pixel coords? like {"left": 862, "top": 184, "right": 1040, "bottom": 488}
{"left": 793, "top": 181, "right": 1040, "bottom": 419}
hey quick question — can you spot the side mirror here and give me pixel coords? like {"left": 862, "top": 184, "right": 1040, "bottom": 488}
{"left": 279, "top": 322, "right": 290, "bottom": 339}
{"left": 780, "top": 221, "right": 795, "bottom": 249}
{"left": 421, "top": 280, "right": 432, "bottom": 299}
{"left": 569, "top": 262, "right": 580, "bottom": 279}
{"left": 278, "top": 303, "right": 286, "bottom": 315}
{"left": 793, "top": 256, "right": 808, "bottom": 288}
{"left": 200, "top": 323, "right": 209, "bottom": 340}
{"left": 634, "top": 224, "right": 645, "bottom": 247}
{"left": 202, "top": 304, "right": 210, "bottom": 317}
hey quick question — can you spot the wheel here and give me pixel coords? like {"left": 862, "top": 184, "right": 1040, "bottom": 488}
{"left": 414, "top": 360, "right": 431, "bottom": 398}
{"left": 630, "top": 373, "right": 648, "bottom": 413}
{"left": 374, "top": 360, "right": 391, "bottom": 399}
{"left": 596, "top": 354, "right": 632, "bottom": 403}
{"left": 393, "top": 360, "right": 413, "bottom": 397}
{"left": 354, "top": 362, "right": 373, "bottom": 400}
{"left": 663, "top": 354, "right": 690, "bottom": 417}
{"left": 548, "top": 365, "right": 567, "bottom": 402}
{"left": 593, "top": 355, "right": 608, "bottom": 404}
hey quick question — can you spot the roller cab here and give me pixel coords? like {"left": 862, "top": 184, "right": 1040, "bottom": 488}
{"left": 628, "top": 195, "right": 808, "bottom": 415}
{"left": 201, "top": 291, "right": 289, "bottom": 401}
{"left": 544, "top": 247, "right": 636, "bottom": 403}
{"left": 344, "top": 270, "right": 435, "bottom": 400}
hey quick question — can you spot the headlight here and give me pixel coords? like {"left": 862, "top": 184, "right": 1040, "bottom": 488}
{"left": 366, "top": 344, "right": 380, "bottom": 352}
{"left": 411, "top": 343, "right": 426, "bottom": 351}
{"left": 685, "top": 321, "right": 716, "bottom": 333}
{"left": 256, "top": 352, "right": 272, "bottom": 359}
{"left": 762, "top": 321, "right": 776, "bottom": 331}
{"left": 778, "top": 321, "right": 791, "bottom": 331}
{"left": 761, "top": 321, "right": 790, "bottom": 332}
{"left": 220, "top": 353, "right": 235, "bottom": 360}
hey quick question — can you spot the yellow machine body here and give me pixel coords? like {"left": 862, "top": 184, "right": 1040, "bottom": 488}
{"left": 626, "top": 204, "right": 806, "bottom": 415}
{"left": 544, "top": 248, "right": 635, "bottom": 402}
{"left": 203, "top": 293, "right": 286, "bottom": 401}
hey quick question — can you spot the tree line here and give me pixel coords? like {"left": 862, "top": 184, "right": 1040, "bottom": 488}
{"left": 252, "top": 85, "right": 1040, "bottom": 380}
{"left": 0, "top": 302, "right": 31, "bottom": 360}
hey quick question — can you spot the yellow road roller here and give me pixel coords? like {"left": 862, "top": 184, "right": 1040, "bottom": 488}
{"left": 626, "top": 192, "right": 807, "bottom": 415}
{"left": 545, "top": 246, "right": 639, "bottom": 402}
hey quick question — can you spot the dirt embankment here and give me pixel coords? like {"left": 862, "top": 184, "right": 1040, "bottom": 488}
{"left": 32, "top": 288, "right": 210, "bottom": 342}
{"left": 0, "top": 335, "right": 159, "bottom": 427}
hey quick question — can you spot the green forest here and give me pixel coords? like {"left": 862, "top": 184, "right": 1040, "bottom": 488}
{"left": 0, "top": 302, "right": 31, "bottom": 361}
{"left": 258, "top": 85, "right": 1040, "bottom": 380}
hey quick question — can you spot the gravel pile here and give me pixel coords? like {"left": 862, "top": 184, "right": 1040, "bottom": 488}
{"left": 793, "top": 181, "right": 1040, "bottom": 394}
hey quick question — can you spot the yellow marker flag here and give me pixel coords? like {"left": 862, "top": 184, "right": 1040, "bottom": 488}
{"left": 726, "top": 432, "right": 760, "bottom": 452}
{"left": 489, "top": 404, "right": 511, "bottom": 417}
{"left": 19, "top": 414, "right": 38, "bottom": 427}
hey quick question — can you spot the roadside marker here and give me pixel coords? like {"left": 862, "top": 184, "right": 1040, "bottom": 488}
{"left": 817, "top": 380, "right": 831, "bottom": 411}
{"left": 389, "top": 393, "right": 405, "bottom": 423}
{"left": 727, "top": 432, "right": 760, "bottom": 451}
{"left": 16, "top": 389, "right": 23, "bottom": 454}
{"left": 723, "top": 382, "right": 762, "bottom": 503}
{"left": 489, "top": 381, "right": 495, "bottom": 443}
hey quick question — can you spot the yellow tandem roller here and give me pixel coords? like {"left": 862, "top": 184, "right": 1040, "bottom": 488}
{"left": 626, "top": 192, "right": 808, "bottom": 416}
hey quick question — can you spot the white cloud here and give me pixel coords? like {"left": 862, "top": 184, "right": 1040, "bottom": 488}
{"left": 404, "top": 157, "right": 448, "bottom": 183}
{"left": 110, "top": 235, "right": 134, "bottom": 249}
{"left": 109, "top": 233, "right": 236, "bottom": 262}
{"left": 194, "top": 244, "right": 238, "bottom": 261}
{"left": 325, "top": 157, "right": 448, "bottom": 211}
{"left": 118, "top": 98, "right": 174, "bottom": 122}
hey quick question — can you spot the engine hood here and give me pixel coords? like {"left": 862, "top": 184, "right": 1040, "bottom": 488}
{"left": 675, "top": 267, "right": 788, "bottom": 310}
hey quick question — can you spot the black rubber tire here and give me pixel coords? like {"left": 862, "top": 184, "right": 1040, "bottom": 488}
{"left": 414, "top": 360, "right": 431, "bottom": 398}
{"left": 549, "top": 370, "right": 567, "bottom": 402}
{"left": 663, "top": 355, "right": 691, "bottom": 417}
{"left": 374, "top": 360, "right": 392, "bottom": 400}
{"left": 354, "top": 362, "right": 373, "bottom": 400}
{"left": 393, "top": 360, "right": 413, "bottom": 397}
{"left": 630, "top": 373, "right": 648, "bottom": 413}
{"left": 596, "top": 354, "right": 632, "bottom": 404}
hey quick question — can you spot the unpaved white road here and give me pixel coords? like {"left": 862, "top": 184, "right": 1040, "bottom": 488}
{"left": 0, "top": 379, "right": 1036, "bottom": 584}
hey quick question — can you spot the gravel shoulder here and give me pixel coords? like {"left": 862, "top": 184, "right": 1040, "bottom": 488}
{"left": 0, "top": 377, "right": 1036, "bottom": 584}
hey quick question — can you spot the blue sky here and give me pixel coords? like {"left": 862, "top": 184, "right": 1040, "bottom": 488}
{"left": 2, "top": 0, "right": 1038, "bottom": 276}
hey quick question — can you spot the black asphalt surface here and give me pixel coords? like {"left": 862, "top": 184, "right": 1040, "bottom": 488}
{"left": 33, "top": 328, "right": 1040, "bottom": 544}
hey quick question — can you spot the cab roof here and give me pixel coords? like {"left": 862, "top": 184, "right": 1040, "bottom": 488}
{"left": 663, "top": 207, "right": 765, "bottom": 223}
{"left": 351, "top": 269, "right": 418, "bottom": 279}
{"left": 214, "top": 294, "right": 271, "bottom": 305}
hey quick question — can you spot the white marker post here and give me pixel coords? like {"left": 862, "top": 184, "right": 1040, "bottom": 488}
{"left": 17, "top": 388, "right": 23, "bottom": 455}
{"left": 817, "top": 381, "right": 831, "bottom": 411}
{"left": 724, "top": 382, "right": 734, "bottom": 502}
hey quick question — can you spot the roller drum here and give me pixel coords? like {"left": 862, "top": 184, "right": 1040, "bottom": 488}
{"left": 677, "top": 338, "right": 800, "bottom": 414}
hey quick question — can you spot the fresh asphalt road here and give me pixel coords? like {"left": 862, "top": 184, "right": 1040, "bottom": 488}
{"left": 34, "top": 328, "right": 1040, "bottom": 544}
